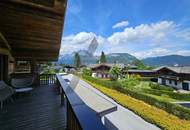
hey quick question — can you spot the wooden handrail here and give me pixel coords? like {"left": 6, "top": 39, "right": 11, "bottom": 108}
{"left": 56, "top": 74, "right": 107, "bottom": 130}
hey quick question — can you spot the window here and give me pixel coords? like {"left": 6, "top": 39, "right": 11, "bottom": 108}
{"left": 169, "top": 80, "right": 172, "bottom": 84}
{"left": 15, "top": 61, "right": 31, "bottom": 73}
{"left": 174, "top": 81, "right": 177, "bottom": 85}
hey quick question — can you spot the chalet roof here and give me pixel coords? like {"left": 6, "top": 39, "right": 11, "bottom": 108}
{"left": 64, "top": 65, "right": 76, "bottom": 69}
{"left": 168, "top": 67, "right": 190, "bottom": 74}
{"left": 128, "top": 69, "right": 156, "bottom": 73}
{"left": 89, "top": 63, "right": 125, "bottom": 69}
{"left": 154, "top": 66, "right": 190, "bottom": 74}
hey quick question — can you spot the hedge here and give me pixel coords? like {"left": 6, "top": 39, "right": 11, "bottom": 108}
{"left": 84, "top": 81, "right": 190, "bottom": 130}
{"left": 81, "top": 75, "right": 190, "bottom": 120}
{"left": 142, "top": 88, "right": 190, "bottom": 101}
{"left": 149, "top": 82, "right": 174, "bottom": 91}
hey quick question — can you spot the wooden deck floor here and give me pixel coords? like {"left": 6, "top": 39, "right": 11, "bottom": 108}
{"left": 0, "top": 85, "right": 66, "bottom": 130}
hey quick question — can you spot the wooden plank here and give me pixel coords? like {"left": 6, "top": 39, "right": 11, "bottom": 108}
{"left": 0, "top": 85, "right": 66, "bottom": 130}
{"left": 0, "top": 0, "right": 66, "bottom": 61}
{"left": 1, "top": 0, "right": 66, "bottom": 16}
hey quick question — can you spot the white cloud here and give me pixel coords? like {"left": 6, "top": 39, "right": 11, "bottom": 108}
{"left": 176, "top": 50, "right": 190, "bottom": 56}
{"left": 60, "top": 32, "right": 106, "bottom": 54}
{"left": 112, "top": 21, "right": 129, "bottom": 29}
{"left": 61, "top": 21, "right": 190, "bottom": 58}
{"left": 108, "top": 21, "right": 175, "bottom": 45}
{"left": 133, "top": 49, "right": 190, "bottom": 59}
{"left": 133, "top": 48, "right": 171, "bottom": 59}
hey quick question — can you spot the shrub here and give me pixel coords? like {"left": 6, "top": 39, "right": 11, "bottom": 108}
{"left": 143, "top": 88, "right": 190, "bottom": 101}
{"left": 81, "top": 75, "right": 190, "bottom": 121}
{"left": 122, "top": 88, "right": 190, "bottom": 120}
{"left": 149, "top": 82, "right": 174, "bottom": 91}
{"left": 109, "top": 66, "right": 121, "bottom": 81}
{"left": 81, "top": 75, "right": 121, "bottom": 89}
{"left": 119, "top": 74, "right": 140, "bottom": 88}
{"left": 82, "top": 68, "right": 92, "bottom": 76}
{"left": 84, "top": 80, "right": 190, "bottom": 130}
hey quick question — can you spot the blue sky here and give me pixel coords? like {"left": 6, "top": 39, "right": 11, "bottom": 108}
{"left": 61, "top": 0, "right": 190, "bottom": 59}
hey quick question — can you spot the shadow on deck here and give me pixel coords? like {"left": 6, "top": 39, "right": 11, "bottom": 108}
{"left": 0, "top": 85, "right": 66, "bottom": 130}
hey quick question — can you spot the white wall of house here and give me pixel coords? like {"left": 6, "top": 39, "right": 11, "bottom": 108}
{"left": 183, "top": 80, "right": 190, "bottom": 90}
{"left": 168, "top": 80, "right": 181, "bottom": 89}
{"left": 165, "top": 79, "right": 170, "bottom": 86}
{"left": 92, "top": 72, "right": 111, "bottom": 79}
{"left": 158, "top": 78, "right": 162, "bottom": 84}
{"left": 157, "top": 78, "right": 182, "bottom": 89}
{"left": 92, "top": 73, "right": 97, "bottom": 78}
{"left": 158, "top": 78, "right": 190, "bottom": 90}
{"left": 98, "top": 73, "right": 103, "bottom": 78}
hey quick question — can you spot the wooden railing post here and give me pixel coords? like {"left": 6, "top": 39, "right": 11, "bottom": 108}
{"left": 60, "top": 88, "right": 65, "bottom": 106}
{"left": 39, "top": 74, "right": 57, "bottom": 85}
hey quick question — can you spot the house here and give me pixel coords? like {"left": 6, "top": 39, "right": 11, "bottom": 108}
{"left": 90, "top": 63, "right": 125, "bottom": 78}
{"left": 127, "top": 69, "right": 157, "bottom": 77}
{"left": 63, "top": 65, "right": 76, "bottom": 73}
{"left": 90, "top": 64, "right": 111, "bottom": 78}
{"left": 125, "top": 66, "right": 190, "bottom": 91}
{"left": 156, "top": 66, "right": 190, "bottom": 91}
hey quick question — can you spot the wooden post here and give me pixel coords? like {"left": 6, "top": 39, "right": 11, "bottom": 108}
{"left": 60, "top": 88, "right": 65, "bottom": 106}
{"left": 30, "top": 58, "right": 41, "bottom": 86}
{"left": 0, "top": 55, "right": 8, "bottom": 83}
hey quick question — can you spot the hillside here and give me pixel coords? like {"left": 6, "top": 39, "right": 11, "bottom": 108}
{"left": 106, "top": 53, "right": 138, "bottom": 64}
{"left": 58, "top": 53, "right": 138, "bottom": 65}
{"left": 142, "top": 55, "right": 190, "bottom": 66}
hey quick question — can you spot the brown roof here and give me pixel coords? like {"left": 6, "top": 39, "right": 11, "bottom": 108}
{"left": 154, "top": 66, "right": 190, "bottom": 74}
{"left": 89, "top": 63, "right": 125, "bottom": 69}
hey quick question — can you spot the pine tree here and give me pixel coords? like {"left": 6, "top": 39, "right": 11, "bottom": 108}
{"left": 74, "top": 52, "right": 81, "bottom": 68}
{"left": 100, "top": 51, "right": 106, "bottom": 63}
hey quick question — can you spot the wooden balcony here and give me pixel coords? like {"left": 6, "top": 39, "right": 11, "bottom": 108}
{"left": 0, "top": 74, "right": 114, "bottom": 130}
{"left": 0, "top": 84, "right": 66, "bottom": 130}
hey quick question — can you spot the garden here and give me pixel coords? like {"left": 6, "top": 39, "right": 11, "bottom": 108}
{"left": 78, "top": 68, "right": 190, "bottom": 130}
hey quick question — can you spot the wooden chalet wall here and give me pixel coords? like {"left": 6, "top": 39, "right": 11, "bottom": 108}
{"left": 92, "top": 65, "right": 111, "bottom": 72}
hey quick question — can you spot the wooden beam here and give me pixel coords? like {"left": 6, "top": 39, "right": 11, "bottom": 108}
{"left": 0, "top": 0, "right": 67, "bottom": 61}
{"left": 1, "top": 0, "right": 66, "bottom": 16}
{"left": 0, "top": 32, "right": 11, "bottom": 51}
{"left": 0, "top": 48, "right": 14, "bottom": 61}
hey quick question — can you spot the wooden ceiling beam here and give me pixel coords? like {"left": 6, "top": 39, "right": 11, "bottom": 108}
{"left": 0, "top": 32, "right": 11, "bottom": 51}
{"left": 1, "top": 0, "right": 66, "bottom": 16}
{"left": 0, "top": 0, "right": 66, "bottom": 61}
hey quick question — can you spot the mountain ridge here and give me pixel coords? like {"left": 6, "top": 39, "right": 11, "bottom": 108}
{"left": 142, "top": 55, "right": 190, "bottom": 66}
{"left": 58, "top": 52, "right": 138, "bottom": 65}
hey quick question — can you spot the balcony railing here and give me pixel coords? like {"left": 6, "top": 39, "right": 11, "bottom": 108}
{"left": 56, "top": 74, "right": 108, "bottom": 130}
{"left": 39, "top": 74, "right": 56, "bottom": 85}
